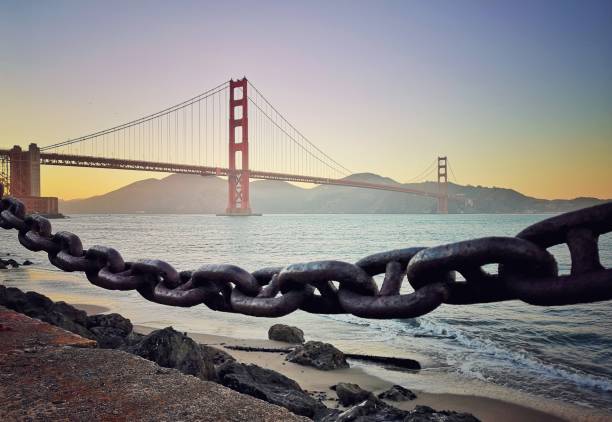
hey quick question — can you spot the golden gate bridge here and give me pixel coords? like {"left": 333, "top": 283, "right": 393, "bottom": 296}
{"left": 0, "top": 78, "right": 458, "bottom": 215}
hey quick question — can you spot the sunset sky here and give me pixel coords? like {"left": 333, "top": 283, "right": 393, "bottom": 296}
{"left": 1, "top": 0, "right": 611, "bottom": 200}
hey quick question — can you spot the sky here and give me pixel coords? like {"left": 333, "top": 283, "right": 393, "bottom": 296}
{"left": 1, "top": 0, "right": 611, "bottom": 200}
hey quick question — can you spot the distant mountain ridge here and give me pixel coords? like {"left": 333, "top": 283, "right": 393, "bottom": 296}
{"left": 59, "top": 173, "right": 610, "bottom": 214}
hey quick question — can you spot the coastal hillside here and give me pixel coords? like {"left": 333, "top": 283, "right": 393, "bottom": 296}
{"left": 59, "top": 173, "right": 609, "bottom": 214}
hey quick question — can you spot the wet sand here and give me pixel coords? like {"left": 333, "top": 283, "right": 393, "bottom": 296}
{"left": 71, "top": 303, "right": 110, "bottom": 315}
{"left": 134, "top": 325, "right": 569, "bottom": 422}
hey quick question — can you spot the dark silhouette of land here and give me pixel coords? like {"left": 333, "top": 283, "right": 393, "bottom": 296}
{"left": 60, "top": 173, "right": 609, "bottom": 214}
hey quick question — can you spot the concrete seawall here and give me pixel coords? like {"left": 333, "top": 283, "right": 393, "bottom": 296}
{"left": 0, "top": 306, "right": 307, "bottom": 421}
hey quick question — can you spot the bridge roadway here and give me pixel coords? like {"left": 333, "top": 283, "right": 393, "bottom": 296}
{"left": 0, "top": 150, "right": 449, "bottom": 201}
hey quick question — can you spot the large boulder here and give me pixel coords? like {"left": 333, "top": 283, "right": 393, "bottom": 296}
{"left": 319, "top": 398, "right": 480, "bottom": 422}
{"left": 86, "top": 313, "right": 134, "bottom": 348}
{"left": 334, "top": 383, "right": 373, "bottom": 406}
{"left": 126, "top": 327, "right": 216, "bottom": 381}
{"left": 377, "top": 384, "right": 417, "bottom": 401}
{"left": 217, "top": 361, "right": 327, "bottom": 418}
{"left": 0, "top": 287, "right": 95, "bottom": 340}
{"left": 52, "top": 301, "right": 88, "bottom": 327}
{"left": 286, "top": 341, "right": 349, "bottom": 370}
{"left": 41, "top": 311, "right": 94, "bottom": 339}
{"left": 268, "top": 324, "right": 305, "bottom": 344}
{"left": 0, "top": 287, "right": 52, "bottom": 315}
{"left": 407, "top": 405, "right": 481, "bottom": 422}
{"left": 86, "top": 313, "right": 133, "bottom": 334}
{"left": 199, "top": 344, "right": 235, "bottom": 366}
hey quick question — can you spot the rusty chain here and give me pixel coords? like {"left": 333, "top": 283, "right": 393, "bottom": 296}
{"left": 1, "top": 187, "right": 611, "bottom": 318}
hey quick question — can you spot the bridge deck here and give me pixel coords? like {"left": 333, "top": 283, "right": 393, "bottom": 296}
{"left": 0, "top": 150, "right": 450, "bottom": 200}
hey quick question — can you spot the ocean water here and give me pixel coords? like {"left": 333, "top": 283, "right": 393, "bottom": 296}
{"left": 1, "top": 213, "right": 611, "bottom": 419}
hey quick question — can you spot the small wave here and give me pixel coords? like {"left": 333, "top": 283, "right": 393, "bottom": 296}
{"left": 397, "top": 316, "right": 612, "bottom": 393}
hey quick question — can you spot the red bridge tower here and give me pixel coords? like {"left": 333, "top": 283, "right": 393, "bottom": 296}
{"left": 224, "top": 78, "right": 253, "bottom": 215}
{"left": 437, "top": 156, "right": 449, "bottom": 214}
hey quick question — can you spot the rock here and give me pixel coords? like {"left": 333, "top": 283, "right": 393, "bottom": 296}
{"left": 22, "top": 259, "right": 33, "bottom": 265}
{"left": 39, "top": 311, "right": 94, "bottom": 339}
{"left": 286, "top": 341, "right": 349, "bottom": 370}
{"left": 126, "top": 327, "right": 216, "bottom": 381}
{"left": 377, "top": 384, "right": 417, "bottom": 401}
{"left": 0, "top": 287, "right": 95, "bottom": 340}
{"left": 86, "top": 313, "right": 134, "bottom": 348}
{"left": 318, "top": 398, "right": 481, "bottom": 422}
{"left": 199, "top": 344, "right": 235, "bottom": 366}
{"left": 6, "top": 258, "right": 19, "bottom": 268}
{"left": 123, "top": 331, "right": 145, "bottom": 347}
{"left": 52, "top": 301, "right": 88, "bottom": 326}
{"left": 317, "top": 397, "right": 405, "bottom": 422}
{"left": 0, "top": 287, "right": 52, "bottom": 316}
{"left": 407, "top": 405, "right": 481, "bottom": 422}
{"left": 89, "top": 326, "right": 129, "bottom": 348}
{"left": 0, "top": 262, "right": 7, "bottom": 270}
{"left": 23, "top": 291, "right": 54, "bottom": 312}
{"left": 86, "top": 313, "right": 133, "bottom": 334}
{"left": 268, "top": 324, "right": 305, "bottom": 344}
{"left": 335, "top": 383, "right": 374, "bottom": 406}
{"left": 217, "top": 361, "right": 327, "bottom": 418}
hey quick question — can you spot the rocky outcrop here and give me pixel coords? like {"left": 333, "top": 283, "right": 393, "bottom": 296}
{"left": 125, "top": 327, "right": 216, "bottom": 381}
{"left": 0, "top": 287, "right": 94, "bottom": 339}
{"left": 0, "top": 258, "right": 21, "bottom": 269}
{"left": 334, "top": 383, "right": 374, "bottom": 406}
{"left": 0, "top": 286, "right": 138, "bottom": 348}
{"left": 86, "top": 313, "right": 134, "bottom": 348}
{"left": 217, "top": 361, "right": 327, "bottom": 418}
{"left": 320, "top": 398, "right": 480, "bottom": 422}
{"left": 377, "top": 384, "right": 417, "bottom": 401}
{"left": 268, "top": 324, "right": 305, "bottom": 344}
{"left": 286, "top": 341, "right": 349, "bottom": 370}
{"left": 200, "top": 344, "right": 235, "bottom": 366}
{"left": 1, "top": 286, "right": 480, "bottom": 421}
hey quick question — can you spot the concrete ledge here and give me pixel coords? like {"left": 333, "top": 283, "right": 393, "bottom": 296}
{"left": 0, "top": 306, "right": 307, "bottom": 421}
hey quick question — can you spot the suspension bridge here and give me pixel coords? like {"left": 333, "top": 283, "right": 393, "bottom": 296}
{"left": 0, "top": 78, "right": 458, "bottom": 215}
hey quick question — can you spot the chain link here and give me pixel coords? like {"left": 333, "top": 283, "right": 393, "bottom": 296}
{"left": 1, "top": 190, "right": 611, "bottom": 318}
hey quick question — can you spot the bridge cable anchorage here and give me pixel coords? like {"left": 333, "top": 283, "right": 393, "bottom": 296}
{"left": 1, "top": 189, "right": 611, "bottom": 317}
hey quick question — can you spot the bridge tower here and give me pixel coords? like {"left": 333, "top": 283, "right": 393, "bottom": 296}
{"left": 224, "top": 78, "right": 253, "bottom": 215}
{"left": 437, "top": 156, "right": 449, "bottom": 214}
{"left": 9, "top": 144, "right": 41, "bottom": 197}
{"left": 3, "top": 143, "right": 57, "bottom": 215}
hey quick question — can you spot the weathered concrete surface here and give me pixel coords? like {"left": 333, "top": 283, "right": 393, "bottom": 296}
{"left": 0, "top": 306, "right": 307, "bottom": 421}
{"left": 0, "top": 305, "right": 97, "bottom": 351}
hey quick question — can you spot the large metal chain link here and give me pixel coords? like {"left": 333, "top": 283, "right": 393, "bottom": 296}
{"left": 1, "top": 190, "right": 611, "bottom": 319}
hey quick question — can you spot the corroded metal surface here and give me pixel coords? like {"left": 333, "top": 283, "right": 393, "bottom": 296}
{"left": 0, "top": 307, "right": 307, "bottom": 422}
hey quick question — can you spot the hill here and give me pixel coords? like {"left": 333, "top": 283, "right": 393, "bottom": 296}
{"left": 59, "top": 173, "right": 609, "bottom": 214}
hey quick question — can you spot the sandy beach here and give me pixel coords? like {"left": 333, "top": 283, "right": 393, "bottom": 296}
{"left": 134, "top": 324, "right": 568, "bottom": 422}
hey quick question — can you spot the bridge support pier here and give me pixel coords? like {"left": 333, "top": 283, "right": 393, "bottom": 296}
{"left": 5, "top": 144, "right": 58, "bottom": 216}
{"left": 437, "top": 156, "right": 449, "bottom": 214}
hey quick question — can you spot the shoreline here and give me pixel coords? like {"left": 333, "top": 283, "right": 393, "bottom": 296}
{"left": 134, "top": 324, "right": 568, "bottom": 422}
